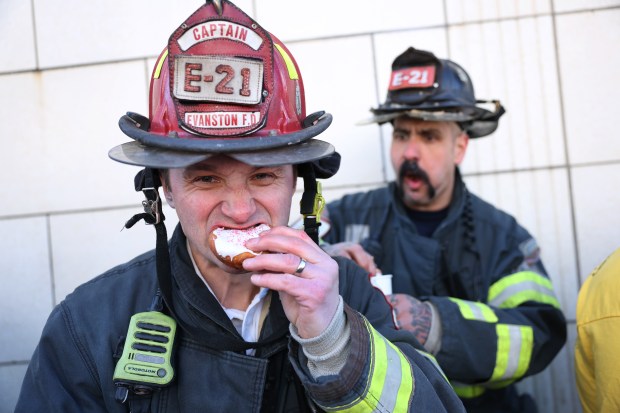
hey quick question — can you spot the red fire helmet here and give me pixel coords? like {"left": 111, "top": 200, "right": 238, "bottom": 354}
{"left": 109, "top": 0, "right": 336, "bottom": 171}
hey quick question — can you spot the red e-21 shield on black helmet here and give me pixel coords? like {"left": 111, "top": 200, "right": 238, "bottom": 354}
{"left": 363, "top": 47, "right": 505, "bottom": 138}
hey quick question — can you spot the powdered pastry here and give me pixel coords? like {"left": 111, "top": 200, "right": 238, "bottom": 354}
{"left": 209, "top": 224, "right": 271, "bottom": 270}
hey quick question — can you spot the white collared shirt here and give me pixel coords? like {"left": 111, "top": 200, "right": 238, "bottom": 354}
{"left": 187, "top": 240, "right": 269, "bottom": 355}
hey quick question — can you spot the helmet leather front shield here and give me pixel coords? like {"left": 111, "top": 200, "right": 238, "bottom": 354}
{"left": 109, "top": 0, "right": 335, "bottom": 168}
{"left": 167, "top": 15, "right": 274, "bottom": 138}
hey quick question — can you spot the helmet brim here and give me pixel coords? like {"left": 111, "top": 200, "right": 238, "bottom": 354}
{"left": 109, "top": 139, "right": 335, "bottom": 169}
{"left": 111, "top": 110, "right": 335, "bottom": 168}
{"left": 358, "top": 101, "right": 504, "bottom": 138}
{"left": 358, "top": 108, "right": 478, "bottom": 125}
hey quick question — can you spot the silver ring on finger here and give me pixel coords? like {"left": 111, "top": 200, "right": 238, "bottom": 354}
{"left": 295, "top": 258, "right": 307, "bottom": 274}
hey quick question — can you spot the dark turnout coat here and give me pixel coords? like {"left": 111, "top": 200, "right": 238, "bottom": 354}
{"left": 16, "top": 225, "right": 464, "bottom": 412}
{"left": 324, "top": 172, "right": 567, "bottom": 413}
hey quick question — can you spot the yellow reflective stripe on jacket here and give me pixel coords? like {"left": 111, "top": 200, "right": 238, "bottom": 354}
{"left": 490, "top": 324, "right": 534, "bottom": 384}
{"left": 452, "top": 324, "right": 534, "bottom": 396}
{"left": 488, "top": 271, "right": 560, "bottom": 309}
{"left": 452, "top": 382, "right": 485, "bottom": 398}
{"left": 449, "top": 298, "right": 498, "bottom": 323}
{"left": 322, "top": 320, "right": 414, "bottom": 412}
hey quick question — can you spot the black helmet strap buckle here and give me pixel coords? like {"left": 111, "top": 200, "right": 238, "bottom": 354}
{"left": 141, "top": 188, "right": 162, "bottom": 225}
{"left": 124, "top": 169, "right": 165, "bottom": 229}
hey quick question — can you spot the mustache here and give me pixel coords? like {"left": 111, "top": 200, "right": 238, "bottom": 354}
{"left": 398, "top": 160, "right": 436, "bottom": 199}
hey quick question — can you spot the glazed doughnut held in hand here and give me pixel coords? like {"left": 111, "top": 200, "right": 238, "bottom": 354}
{"left": 209, "top": 224, "right": 270, "bottom": 270}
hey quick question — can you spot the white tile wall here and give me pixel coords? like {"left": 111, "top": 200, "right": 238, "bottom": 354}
{"left": 445, "top": 0, "right": 552, "bottom": 23}
{"left": 288, "top": 37, "right": 385, "bottom": 188}
{"left": 32, "top": 0, "right": 203, "bottom": 69}
{"left": 554, "top": 0, "right": 620, "bottom": 13}
{"left": 571, "top": 163, "right": 620, "bottom": 278}
{"left": 3, "top": 1, "right": 619, "bottom": 411}
{"left": 0, "top": 217, "right": 53, "bottom": 362}
{"left": 0, "top": 364, "right": 28, "bottom": 413}
{"left": 556, "top": 9, "right": 620, "bottom": 165}
{"left": 0, "top": 61, "right": 148, "bottom": 217}
{"left": 0, "top": 0, "right": 36, "bottom": 73}
{"left": 50, "top": 205, "right": 179, "bottom": 303}
{"left": 255, "top": 0, "right": 445, "bottom": 41}
{"left": 450, "top": 16, "right": 566, "bottom": 174}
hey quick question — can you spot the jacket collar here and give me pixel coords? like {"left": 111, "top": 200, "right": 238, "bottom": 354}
{"left": 167, "top": 225, "right": 290, "bottom": 353}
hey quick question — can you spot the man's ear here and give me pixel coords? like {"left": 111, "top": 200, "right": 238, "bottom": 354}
{"left": 454, "top": 131, "right": 469, "bottom": 165}
{"left": 159, "top": 172, "right": 175, "bottom": 209}
{"left": 163, "top": 189, "right": 175, "bottom": 208}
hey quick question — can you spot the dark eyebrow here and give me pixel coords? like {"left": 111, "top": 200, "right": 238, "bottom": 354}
{"left": 183, "top": 163, "right": 216, "bottom": 175}
{"left": 183, "top": 163, "right": 286, "bottom": 176}
{"left": 393, "top": 127, "right": 410, "bottom": 135}
{"left": 418, "top": 127, "right": 441, "bottom": 134}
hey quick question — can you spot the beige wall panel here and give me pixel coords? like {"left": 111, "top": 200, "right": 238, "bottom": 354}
{"left": 288, "top": 37, "right": 384, "bottom": 188}
{"left": 50, "top": 205, "right": 179, "bottom": 303}
{"left": 445, "top": 0, "right": 551, "bottom": 23}
{"left": 449, "top": 16, "right": 565, "bottom": 174}
{"left": 0, "top": 364, "right": 29, "bottom": 413}
{"left": 0, "top": 217, "right": 53, "bottom": 362}
{"left": 0, "top": 62, "right": 148, "bottom": 217}
{"left": 557, "top": 9, "right": 620, "bottom": 165}
{"left": 571, "top": 163, "right": 620, "bottom": 279}
{"left": 32, "top": 0, "right": 211, "bottom": 69}
{"left": 255, "top": 0, "right": 445, "bottom": 41}
{"left": 0, "top": 0, "right": 36, "bottom": 73}
{"left": 554, "top": 0, "right": 620, "bottom": 12}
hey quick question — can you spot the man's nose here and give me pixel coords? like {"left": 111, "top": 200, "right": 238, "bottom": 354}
{"left": 221, "top": 188, "right": 257, "bottom": 223}
{"left": 403, "top": 139, "right": 421, "bottom": 160}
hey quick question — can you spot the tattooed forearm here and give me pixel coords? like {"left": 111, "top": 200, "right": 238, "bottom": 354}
{"left": 389, "top": 294, "right": 432, "bottom": 345}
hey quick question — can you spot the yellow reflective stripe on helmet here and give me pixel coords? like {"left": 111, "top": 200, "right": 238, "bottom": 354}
{"left": 321, "top": 320, "right": 414, "bottom": 412}
{"left": 274, "top": 43, "right": 299, "bottom": 80}
{"left": 153, "top": 49, "right": 169, "bottom": 79}
{"left": 488, "top": 271, "right": 560, "bottom": 309}
{"left": 452, "top": 382, "right": 485, "bottom": 398}
{"left": 449, "top": 298, "right": 498, "bottom": 323}
{"left": 490, "top": 324, "right": 533, "bottom": 384}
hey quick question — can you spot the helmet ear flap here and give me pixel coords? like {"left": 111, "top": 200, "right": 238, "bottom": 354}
{"left": 461, "top": 100, "right": 506, "bottom": 138}
{"left": 307, "top": 152, "right": 341, "bottom": 179}
{"left": 134, "top": 167, "right": 162, "bottom": 191}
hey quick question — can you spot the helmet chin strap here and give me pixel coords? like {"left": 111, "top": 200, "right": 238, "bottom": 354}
{"left": 297, "top": 163, "right": 325, "bottom": 245}
{"left": 124, "top": 168, "right": 172, "bottom": 314}
{"left": 124, "top": 167, "right": 294, "bottom": 350}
